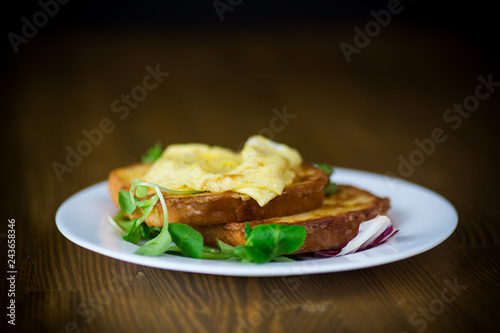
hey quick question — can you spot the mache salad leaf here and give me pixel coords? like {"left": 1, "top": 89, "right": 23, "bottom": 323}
{"left": 111, "top": 180, "right": 306, "bottom": 262}
{"left": 234, "top": 223, "right": 306, "bottom": 263}
{"left": 141, "top": 142, "right": 163, "bottom": 163}
{"left": 314, "top": 163, "right": 338, "bottom": 196}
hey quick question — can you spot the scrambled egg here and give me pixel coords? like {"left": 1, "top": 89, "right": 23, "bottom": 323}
{"left": 143, "top": 135, "right": 302, "bottom": 206}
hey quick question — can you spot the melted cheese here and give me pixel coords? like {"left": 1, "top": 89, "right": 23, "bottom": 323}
{"left": 143, "top": 135, "right": 302, "bottom": 206}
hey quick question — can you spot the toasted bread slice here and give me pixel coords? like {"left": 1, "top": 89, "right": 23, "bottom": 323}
{"left": 192, "top": 185, "right": 391, "bottom": 254}
{"left": 108, "top": 163, "right": 328, "bottom": 226}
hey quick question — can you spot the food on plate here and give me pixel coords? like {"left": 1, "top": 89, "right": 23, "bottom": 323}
{"left": 193, "top": 185, "right": 390, "bottom": 254}
{"left": 143, "top": 135, "right": 302, "bottom": 206}
{"left": 107, "top": 135, "right": 396, "bottom": 262}
{"left": 109, "top": 163, "right": 327, "bottom": 227}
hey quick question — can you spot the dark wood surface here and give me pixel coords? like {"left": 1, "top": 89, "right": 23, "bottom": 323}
{"left": 1, "top": 23, "right": 499, "bottom": 333}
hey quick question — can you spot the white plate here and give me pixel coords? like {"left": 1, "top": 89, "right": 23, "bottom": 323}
{"left": 55, "top": 168, "right": 458, "bottom": 277}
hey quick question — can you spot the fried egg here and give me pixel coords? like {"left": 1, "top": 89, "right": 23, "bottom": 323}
{"left": 143, "top": 135, "right": 302, "bottom": 206}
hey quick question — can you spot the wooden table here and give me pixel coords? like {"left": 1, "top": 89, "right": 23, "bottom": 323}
{"left": 2, "top": 23, "right": 498, "bottom": 333}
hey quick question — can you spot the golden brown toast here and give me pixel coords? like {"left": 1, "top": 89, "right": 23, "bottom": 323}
{"left": 108, "top": 163, "right": 328, "bottom": 226}
{"left": 192, "top": 185, "right": 391, "bottom": 254}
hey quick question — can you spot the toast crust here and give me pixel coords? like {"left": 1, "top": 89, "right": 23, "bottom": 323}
{"left": 108, "top": 163, "right": 328, "bottom": 226}
{"left": 192, "top": 185, "right": 391, "bottom": 254}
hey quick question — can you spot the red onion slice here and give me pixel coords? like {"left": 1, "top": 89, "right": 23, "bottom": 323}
{"left": 300, "top": 215, "right": 398, "bottom": 258}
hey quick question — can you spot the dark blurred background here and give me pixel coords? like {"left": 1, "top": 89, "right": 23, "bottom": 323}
{"left": 2, "top": 0, "right": 498, "bottom": 64}
{"left": 1, "top": 0, "right": 498, "bottom": 184}
{"left": 1, "top": 5, "right": 499, "bottom": 332}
